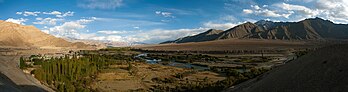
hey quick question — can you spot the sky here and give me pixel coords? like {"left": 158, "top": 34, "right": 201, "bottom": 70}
{"left": 1, "top": 0, "right": 348, "bottom": 43}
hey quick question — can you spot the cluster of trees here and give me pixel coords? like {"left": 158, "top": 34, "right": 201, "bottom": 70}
{"left": 19, "top": 55, "right": 43, "bottom": 69}
{"left": 32, "top": 55, "right": 104, "bottom": 91}
{"left": 24, "top": 52, "right": 136, "bottom": 91}
{"left": 151, "top": 68, "right": 269, "bottom": 92}
{"left": 19, "top": 57, "right": 28, "bottom": 69}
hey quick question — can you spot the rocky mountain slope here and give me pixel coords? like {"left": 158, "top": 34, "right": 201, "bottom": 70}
{"left": 162, "top": 17, "right": 348, "bottom": 43}
{"left": 0, "top": 20, "right": 93, "bottom": 49}
{"left": 227, "top": 44, "right": 348, "bottom": 92}
{"left": 161, "top": 29, "right": 223, "bottom": 43}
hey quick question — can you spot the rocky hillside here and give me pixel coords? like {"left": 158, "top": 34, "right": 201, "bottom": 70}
{"left": 161, "top": 29, "right": 223, "bottom": 43}
{"left": 162, "top": 17, "right": 348, "bottom": 43}
{"left": 227, "top": 44, "right": 348, "bottom": 92}
{"left": 0, "top": 20, "right": 93, "bottom": 49}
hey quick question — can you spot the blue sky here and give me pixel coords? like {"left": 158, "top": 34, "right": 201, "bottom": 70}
{"left": 1, "top": 0, "right": 348, "bottom": 43}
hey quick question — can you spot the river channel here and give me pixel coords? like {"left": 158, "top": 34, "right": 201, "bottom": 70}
{"left": 135, "top": 53, "right": 209, "bottom": 71}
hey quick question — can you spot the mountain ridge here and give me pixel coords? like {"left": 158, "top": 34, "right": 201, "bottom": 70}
{"left": 161, "top": 29, "right": 223, "bottom": 43}
{"left": 162, "top": 17, "right": 348, "bottom": 44}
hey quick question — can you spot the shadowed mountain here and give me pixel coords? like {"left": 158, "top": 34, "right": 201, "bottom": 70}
{"left": 226, "top": 44, "right": 348, "bottom": 92}
{"left": 162, "top": 17, "right": 348, "bottom": 44}
{"left": 217, "top": 22, "right": 264, "bottom": 39}
{"left": 0, "top": 20, "right": 93, "bottom": 49}
{"left": 161, "top": 29, "right": 223, "bottom": 43}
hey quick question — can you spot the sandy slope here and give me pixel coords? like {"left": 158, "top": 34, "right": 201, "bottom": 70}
{"left": 0, "top": 20, "right": 93, "bottom": 49}
{"left": 226, "top": 44, "right": 348, "bottom": 92}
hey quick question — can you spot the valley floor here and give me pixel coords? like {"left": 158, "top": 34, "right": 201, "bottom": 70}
{"left": 0, "top": 40, "right": 320, "bottom": 92}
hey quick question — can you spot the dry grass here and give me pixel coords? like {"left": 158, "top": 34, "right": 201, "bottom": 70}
{"left": 93, "top": 62, "right": 188, "bottom": 91}
{"left": 93, "top": 62, "right": 226, "bottom": 91}
{"left": 185, "top": 71, "right": 226, "bottom": 82}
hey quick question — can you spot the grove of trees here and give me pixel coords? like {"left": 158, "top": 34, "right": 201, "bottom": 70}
{"left": 26, "top": 51, "right": 135, "bottom": 91}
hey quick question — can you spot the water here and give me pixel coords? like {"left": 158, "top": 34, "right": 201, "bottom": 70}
{"left": 136, "top": 53, "right": 209, "bottom": 70}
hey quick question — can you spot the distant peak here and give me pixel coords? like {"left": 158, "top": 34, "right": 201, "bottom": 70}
{"left": 305, "top": 17, "right": 325, "bottom": 21}
{"left": 236, "top": 22, "right": 251, "bottom": 25}
{"left": 315, "top": 17, "right": 324, "bottom": 20}
{"left": 240, "top": 22, "right": 256, "bottom": 26}
{"left": 245, "top": 21, "right": 254, "bottom": 24}
{"left": 255, "top": 19, "right": 273, "bottom": 24}
{"left": 302, "top": 17, "right": 334, "bottom": 24}
{"left": 207, "top": 29, "right": 216, "bottom": 31}
{"left": 204, "top": 29, "right": 223, "bottom": 35}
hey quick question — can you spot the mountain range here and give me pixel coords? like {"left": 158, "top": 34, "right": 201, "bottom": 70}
{"left": 162, "top": 17, "right": 348, "bottom": 44}
{"left": 0, "top": 20, "right": 93, "bottom": 49}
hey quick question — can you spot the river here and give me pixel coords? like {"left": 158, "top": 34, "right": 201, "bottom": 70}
{"left": 135, "top": 53, "right": 209, "bottom": 71}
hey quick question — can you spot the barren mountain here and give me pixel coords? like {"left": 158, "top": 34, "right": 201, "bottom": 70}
{"left": 161, "top": 29, "right": 223, "bottom": 43}
{"left": 217, "top": 22, "right": 264, "bottom": 39}
{"left": 227, "top": 44, "right": 348, "bottom": 92}
{"left": 0, "top": 20, "right": 93, "bottom": 49}
{"left": 163, "top": 17, "right": 348, "bottom": 43}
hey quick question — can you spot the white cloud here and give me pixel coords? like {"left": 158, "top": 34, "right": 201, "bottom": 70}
{"left": 43, "top": 11, "right": 62, "bottom": 15}
{"left": 256, "top": 9, "right": 293, "bottom": 18}
{"left": 33, "top": 17, "right": 63, "bottom": 25}
{"left": 106, "top": 35, "right": 124, "bottom": 42}
{"left": 16, "top": 12, "right": 22, "bottom": 15}
{"left": 155, "top": 11, "right": 175, "bottom": 18}
{"left": 155, "top": 11, "right": 161, "bottom": 15}
{"left": 203, "top": 22, "right": 240, "bottom": 30}
{"left": 23, "top": 11, "right": 40, "bottom": 16}
{"left": 268, "top": 1, "right": 348, "bottom": 23}
{"left": 76, "top": 28, "right": 209, "bottom": 43}
{"left": 94, "top": 17, "right": 164, "bottom": 26}
{"left": 43, "top": 11, "right": 74, "bottom": 18}
{"left": 5, "top": 18, "right": 28, "bottom": 25}
{"left": 16, "top": 11, "right": 74, "bottom": 18}
{"left": 79, "top": 34, "right": 126, "bottom": 42}
{"left": 97, "top": 30, "right": 127, "bottom": 35}
{"left": 42, "top": 17, "right": 96, "bottom": 38}
{"left": 78, "top": 0, "right": 123, "bottom": 9}
{"left": 243, "top": 9, "right": 253, "bottom": 14}
{"left": 251, "top": 5, "right": 261, "bottom": 10}
{"left": 274, "top": 3, "right": 319, "bottom": 17}
{"left": 130, "top": 28, "right": 209, "bottom": 43}
{"left": 243, "top": 5, "right": 293, "bottom": 18}
{"left": 56, "top": 11, "right": 74, "bottom": 18}
{"left": 314, "top": 0, "right": 348, "bottom": 23}
{"left": 36, "top": 17, "right": 43, "bottom": 20}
